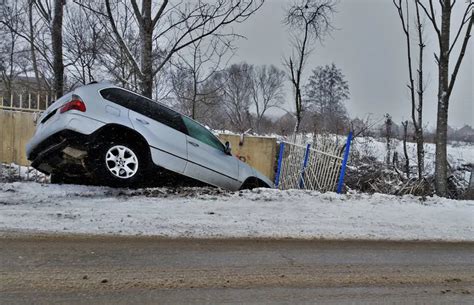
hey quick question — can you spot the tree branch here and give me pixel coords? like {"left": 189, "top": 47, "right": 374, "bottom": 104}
{"left": 449, "top": 2, "right": 473, "bottom": 55}
{"left": 448, "top": 10, "right": 473, "bottom": 97}
{"left": 104, "top": 0, "right": 142, "bottom": 77}
{"left": 152, "top": 0, "right": 169, "bottom": 28}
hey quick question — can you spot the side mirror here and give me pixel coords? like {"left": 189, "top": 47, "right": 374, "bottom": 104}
{"left": 224, "top": 141, "right": 232, "bottom": 155}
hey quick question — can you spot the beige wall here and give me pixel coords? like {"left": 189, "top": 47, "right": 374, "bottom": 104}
{"left": 219, "top": 134, "right": 277, "bottom": 181}
{"left": 0, "top": 110, "right": 36, "bottom": 166}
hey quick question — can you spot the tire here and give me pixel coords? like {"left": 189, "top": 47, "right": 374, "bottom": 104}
{"left": 89, "top": 140, "right": 148, "bottom": 187}
{"left": 50, "top": 173, "right": 68, "bottom": 184}
{"left": 240, "top": 178, "right": 262, "bottom": 190}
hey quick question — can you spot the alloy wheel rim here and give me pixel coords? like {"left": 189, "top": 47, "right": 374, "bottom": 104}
{"left": 105, "top": 145, "right": 139, "bottom": 179}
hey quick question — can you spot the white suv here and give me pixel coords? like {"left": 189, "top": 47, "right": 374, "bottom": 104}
{"left": 26, "top": 82, "right": 273, "bottom": 190}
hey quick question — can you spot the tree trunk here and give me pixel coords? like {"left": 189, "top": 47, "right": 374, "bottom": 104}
{"left": 435, "top": 2, "right": 451, "bottom": 197}
{"left": 51, "top": 0, "right": 65, "bottom": 98}
{"left": 385, "top": 115, "right": 393, "bottom": 167}
{"left": 139, "top": 0, "right": 154, "bottom": 98}
{"left": 467, "top": 167, "right": 474, "bottom": 199}
{"left": 435, "top": 92, "right": 449, "bottom": 196}
{"left": 191, "top": 69, "right": 198, "bottom": 119}
{"left": 415, "top": 130, "right": 425, "bottom": 179}
{"left": 294, "top": 93, "right": 302, "bottom": 133}
{"left": 415, "top": 1, "right": 425, "bottom": 180}
{"left": 402, "top": 121, "right": 410, "bottom": 178}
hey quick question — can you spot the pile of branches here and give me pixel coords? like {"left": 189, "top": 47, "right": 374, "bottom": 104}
{"left": 345, "top": 158, "right": 433, "bottom": 197}
{"left": 344, "top": 155, "right": 472, "bottom": 199}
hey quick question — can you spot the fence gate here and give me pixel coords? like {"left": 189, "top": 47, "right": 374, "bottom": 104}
{"left": 275, "top": 132, "right": 352, "bottom": 193}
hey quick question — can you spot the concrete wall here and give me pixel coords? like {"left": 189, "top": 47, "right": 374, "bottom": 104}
{"left": 0, "top": 111, "right": 36, "bottom": 166}
{"left": 219, "top": 134, "right": 277, "bottom": 181}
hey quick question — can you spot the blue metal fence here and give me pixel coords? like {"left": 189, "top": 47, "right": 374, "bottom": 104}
{"left": 274, "top": 133, "right": 353, "bottom": 193}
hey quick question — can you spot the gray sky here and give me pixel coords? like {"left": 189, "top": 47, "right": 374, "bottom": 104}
{"left": 231, "top": 0, "right": 473, "bottom": 129}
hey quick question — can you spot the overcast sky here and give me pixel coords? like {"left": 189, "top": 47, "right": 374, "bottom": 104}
{"left": 230, "top": 0, "right": 473, "bottom": 129}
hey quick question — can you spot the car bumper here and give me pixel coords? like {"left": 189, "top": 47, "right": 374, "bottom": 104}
{"left": 26, "top": 112, "right": 105, "bottom": 160}
{"left": 27, "top": 130, "right": 93, "bottom": 174}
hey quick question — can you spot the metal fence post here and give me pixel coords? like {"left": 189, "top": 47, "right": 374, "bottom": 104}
{"left": 274, "top": 142, "right": 285, "bottom": 188}
{"left": 299, "top": 143, "right": 311, "bottom": 189}
{"left": 336, "top": 131, "right": 353, "bottom": 194}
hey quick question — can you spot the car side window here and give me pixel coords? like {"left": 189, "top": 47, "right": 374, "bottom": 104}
{"left": 182, "top": 116, "right": 224, "bottom": 152}
{"left": 135, "top": 96, "right": 187, "bottom": 133}
{"left": 100, "top": 88, "right": 137, "bottom": 109}
{"left": 100, "top": 88, "right": 187, "bottom": 133}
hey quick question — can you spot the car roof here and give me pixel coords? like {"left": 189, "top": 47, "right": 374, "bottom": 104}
{"left": 88, "top": 83, "right": 220, "bottom": 138}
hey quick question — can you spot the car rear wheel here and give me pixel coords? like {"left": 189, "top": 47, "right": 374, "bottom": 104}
{"left": 90, "top": 141, "right": 147, "bottom": 187}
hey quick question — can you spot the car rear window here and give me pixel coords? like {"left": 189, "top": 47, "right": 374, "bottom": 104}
{"left": 100, "top": 88, "right": 187, "bottom": 133}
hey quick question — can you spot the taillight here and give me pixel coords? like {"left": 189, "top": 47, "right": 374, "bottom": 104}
{"left": 60, "top": 95, "right": 86, "bottom": 113}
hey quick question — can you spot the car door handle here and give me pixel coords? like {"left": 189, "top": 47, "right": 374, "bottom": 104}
{"left": 135, "top": 118, "right": 149, "bottom": 125}
{"left": 188, "top": 141, "right": 199, "bottom": 147}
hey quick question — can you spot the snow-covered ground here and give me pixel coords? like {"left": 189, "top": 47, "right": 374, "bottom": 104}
{"left": 0, "top": 163, "right": 47, "bottom": 183}
{"left": 351, "top": 137, "right": 474, "bottom": 171}
{"left": 1, "top": 182, "right": 473, "bottom": 241}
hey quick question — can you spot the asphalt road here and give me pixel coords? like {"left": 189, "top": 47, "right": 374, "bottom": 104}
{"left": 1, "top": 235, "right": 473, "bottom": 304}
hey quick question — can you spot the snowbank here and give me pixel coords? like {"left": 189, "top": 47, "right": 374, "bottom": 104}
{"left": 351, "top": 137, "right": 474, "bottom": 170}
{"left": 1, "top": 182, "right": 473, "bottom": 241}
{"left": 0, "top": 163, "right": 47, "bottom": 183}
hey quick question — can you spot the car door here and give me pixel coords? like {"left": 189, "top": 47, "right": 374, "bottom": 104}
{"left": 181, "top": 116, "right": 240, "bottom": 190}
{"left": 127, "top": 94, "right": 188, "bottom": 174}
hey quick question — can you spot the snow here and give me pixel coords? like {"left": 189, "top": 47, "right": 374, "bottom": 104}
{"left": 1, "top": 182, "right": 473, "bottom": 241}
{"left": 271, "top": 133, "right": 474, "bottom": 171}
{"left": 0, "top": 163, "right": 47, "bottom": 183}
{"left": 351, "top": 137, "right": 474, "bottom": 168}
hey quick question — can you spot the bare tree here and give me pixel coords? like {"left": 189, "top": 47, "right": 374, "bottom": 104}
{"left": 220, "top": 63, "right": 253, "bottom": 132}
{"left": 283, "top": 0, "right": 337, "bottom": 132}
{"left": 64, "top": 4, "right": 105, "bottom": 87}
{"left": 77, "top": 0, "right": 264, "bottom": 98}
{"left": 250, "top": 65, "right": 286, "bottom": 133}
{"left": 304, "top": 63, "right": 349, "bottom": 135}
{"left": 0, "top": 1, "right": 23, "bottom": 97}
{"left": 28, "top": 0, "right": 55, "bottom": 93}
{"left": 12, "top": 0, "right": 66, "bottom": 95}
{"left": 170, "top": 35, "right": 233, "bottom": 120}
{"left": 27, "top": 0, "right": 42, "bottom": 90}
{"left": 416, "top": 0, "right": 473, "bottom": 196}
{"left": 33, "top": 0, "right": 66, "bottom": 96}
{"left": 95, "top": 3, "right": 141, "bottom": 90}
{"left": 393, "top": 0, "right": 426, "bottom": 180}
